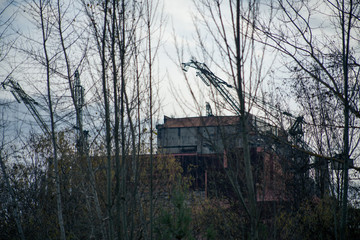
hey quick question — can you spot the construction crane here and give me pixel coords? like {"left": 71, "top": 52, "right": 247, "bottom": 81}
{"left": 2, "top": 75, "right": 87, "bottom": 152}
{"left": 74, "top": 69, "right": 84, "bottom": 132}
{"left": 2, "top": 77, "right": 51, "bottom": 135}
{"left": 182, "top": 59, "right": 360, "bottom": 176}
{"left": 182, "top": 59, "right": 304, "bottom": 138}
{"left": 182, "top": 60, "right": 241, "bottom": 115}
{"left": 74, "top": 69, "right": 88, "bottom": 152}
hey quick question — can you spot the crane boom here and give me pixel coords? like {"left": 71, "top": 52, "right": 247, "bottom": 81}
{"left": 2, "top": 75, "right": 88, "bottom": 154}
{"left": 182, "top": 59, "right": 282, "bottom": 115}
{"left": 182, "top": 60, "right": 242, "bottom": 115}
{"left": 2, "top": 77, "right": 51, "bottom": 135}
{"left": 182, "top": 59, "right": 304, "bottom": 138}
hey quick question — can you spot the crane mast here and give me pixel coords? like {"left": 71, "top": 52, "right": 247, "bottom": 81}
{"left": 74, "top": 69, "right": 84, "bottom": 132}
{"left": 74, "top": 69, "right": 87, "bottom": 153}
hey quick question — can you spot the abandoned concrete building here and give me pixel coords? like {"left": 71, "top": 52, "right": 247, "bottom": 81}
{"left": 156, "top": 114, "right": 296, "bottom": 202}
{"left": 155, "top": 60, "right": 316, "bottom": 205}
{"left": 156, "top": 115, "right": 282, "bottom": 154}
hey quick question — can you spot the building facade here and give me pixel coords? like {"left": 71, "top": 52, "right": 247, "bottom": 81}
{"left": 156, "top": 115, "right": 293, "bottom": 202}
{"left": 157, "top": 115, "right": 243, "bottom": 154}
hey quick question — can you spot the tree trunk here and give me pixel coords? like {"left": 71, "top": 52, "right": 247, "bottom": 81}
{"left": 340, "top": 1, "right": 351, "bottom": 238}
{"left": 39, "top": 1, "right": 66, "bottom": 238}
{"left": 100, "top": 1, "right": 114, "bottom": 239}
{"left": 236, "top": 0, "right": 258, "bottom": 239}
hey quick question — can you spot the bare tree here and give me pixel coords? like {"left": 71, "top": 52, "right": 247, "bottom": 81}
{"left": 39, "top": 0, "right": 66, "bottom": 237}
{"left": 4, "top": 0, "right": 167, "bottom": 238}
{"left": 83, "top": 1, "right": 164, "bottom": 239}
{"left": 9, "top": 2, "right": 68, "bottom": 237}
{"left": 0, "top": 103, "right": 25, "bottom": 240}
{"left": 178, "top": 0, "right": 276, "bottom": 239}
{"left": 256, "top": 1, "right": 360, "bottom": 238}
{"left": 54, "top": 0, "right": 107, "bottom": 238}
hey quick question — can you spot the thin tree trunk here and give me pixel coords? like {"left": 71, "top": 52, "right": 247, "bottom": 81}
{"left": 110, "top": 1, "right": 122, "bottom": 239}
{"left": 125, "top": 88, "right": 139, "bottom": 240}
{"left": 39, "top": 1, "right": 66, "bottom": 239}
{"left": 100, "top": 1, "right": 114, "bottom": 239}
{"left": 146, "top": 1, "right": 154, "bottom": 238}
{"left": 235, "top": 1, "right": 258, "bottom": 239}
{"left": 56, "top": 3, "right": 107, "bottom": 238}
{"left": 118, "top": 1, "right": 129, "bottom": 239}
{"left": 340, "top": 1, "right": 352, "bottom": 238}
{"left": 129, "top": 20, "right": 143, "bottom": 238}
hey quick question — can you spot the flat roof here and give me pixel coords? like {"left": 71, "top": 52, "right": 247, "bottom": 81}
{"left": 159, "top": 115, "right": 242, "bottom": 128}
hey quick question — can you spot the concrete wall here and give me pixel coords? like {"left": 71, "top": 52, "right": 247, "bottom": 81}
{"left": 157, "top": 124, "right": 242, "bottom": 154}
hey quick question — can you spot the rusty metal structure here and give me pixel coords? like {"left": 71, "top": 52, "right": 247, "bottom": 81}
{"left": 155, "top": 59, "right": 312, "bottom": 203}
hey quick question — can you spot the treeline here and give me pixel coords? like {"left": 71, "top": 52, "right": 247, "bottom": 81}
{"left": 1, "top": 0, "right": 360, "bottom": 240}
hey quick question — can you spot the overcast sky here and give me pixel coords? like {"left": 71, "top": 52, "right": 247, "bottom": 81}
{"left": 0, "top": 0, "right": 206, "bottom": 137}
{"left": 1, "top": 0, "right": 274, "bottom": 125}
{"left": 159, "top": 0, "right": 204, "bottom": 118}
